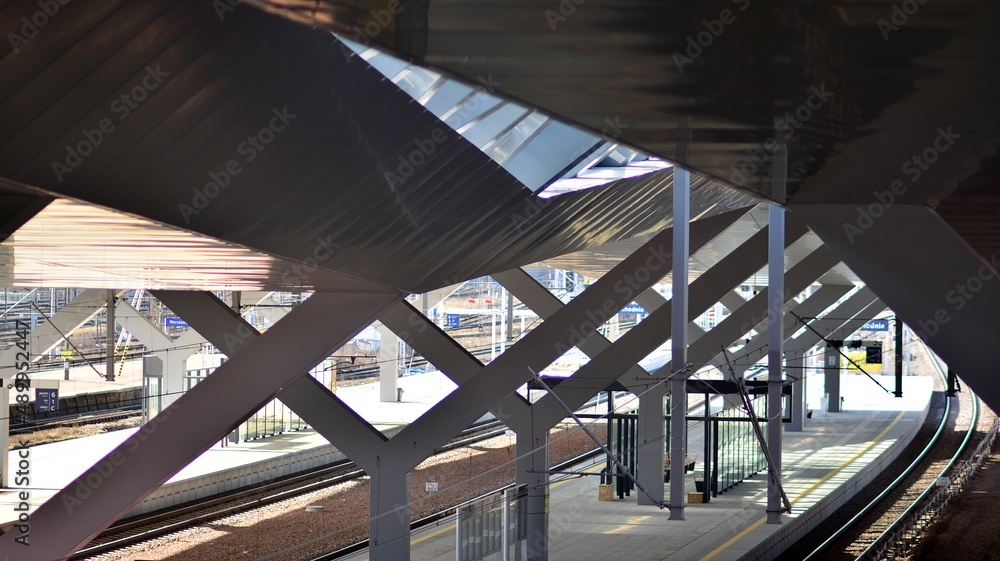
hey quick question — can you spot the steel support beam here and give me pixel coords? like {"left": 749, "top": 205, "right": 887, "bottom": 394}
{"left": 114, "top": 300, "right": 183, "bottom": 413}
{"left": 379, "top": 301, "right": 532, "bottom": 434}
{"left": 378, "top": 228, "right": 680, "bottom": 472}
{"left": 767, "top": 202, "right": 785, "bottom": 524}
{"left": 0, "top": 289, "right": 117, "bottom": 371}
{"left": 323, "top": 229, "right": 680, "bottom": 561}
{"left": 166, "top": 294, "right": 390, "bottom": 461}
{"left": 0, "top": 290, "right": 401, "bottom": 561}
{"left": 165, "top": 294, "right": 408, "bottom": 561}
{"left": 493, "top": 206, "right": 743, "bottom": 397}
{"left": 667, "top": 167, "right": 690, "bottom": 517}
{"left": 715, "top": 285, "right": 852, "bottom": 374}
{"left": 785, "top": 288, "right": 881, "bottom": 353}
{"left": 531, "top": 219, "right": 813, "bottom": 432}
{"left": 792, "top": 203, "right": 1000, "bottom": 417}
{"left": 678, "top": 247, "right": 841, "bottom": 382}
{"left": 118, "top": 293, "right": 276, "bottom": 411}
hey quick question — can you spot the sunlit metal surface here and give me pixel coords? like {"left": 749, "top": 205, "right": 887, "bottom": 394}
{"left": 539, "top": 204, "right": 860, "bottom": 286}
{"left": 270, "top": 0, "right": 1000, "bottom": 267}
{"left": 0, "top": 2, "right": 753, "bottom": 293}
{"left": 341, "top": 36, "right": 669, "bottom": 196}
{"left": 0, "top": 199, "right": 382, "bottom": 291}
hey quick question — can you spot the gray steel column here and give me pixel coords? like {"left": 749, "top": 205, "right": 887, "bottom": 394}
{"left": 765, "top": 130, "right": 789, "bottom": 524}
{"left": 787, "top": 352, "right": 805, "bottom": 432}
{"left": 669, "top": 167, "right": 690, "bottom": 519}
{"left": 767, "top": 189, "right": 786, "bottom": 524}
{"left": 825, "top": 344, "right": 841, "bottom": 412}
{"left": 378, "top": 324, "right": 399, "bottom": 402}
{"left": 516, "top": 422, "right": 550, "bottom": 561}
{"left": 369, "top": 465, "right": 412, "bottom": 561}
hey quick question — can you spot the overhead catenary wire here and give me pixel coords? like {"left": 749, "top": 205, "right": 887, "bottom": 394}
{"left": 789, "top": 310, "right": 892, "bottom": 395}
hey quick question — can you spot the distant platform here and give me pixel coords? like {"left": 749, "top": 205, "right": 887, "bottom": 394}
{"left": 0, "top": 370, "right": 464, "bottom": 522}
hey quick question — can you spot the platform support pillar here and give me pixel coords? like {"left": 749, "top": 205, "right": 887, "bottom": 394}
{"left": 669, "top": 166, "right": 690, "bottom": 520}
{"left": 516, "top": 423, "right": 550, "bottom": 561}
{"left": 788, "top": 353, "right": 805, "bottom": 432}
{"left": 824, "top": 344, "right": 841, "bottom": 412}
{"left": 767, "top": 143, "right": 786, "bottom": 525}
{"left": 637, "top": 386, "right": 666, "bottom": 505}
{"left": 378, "top": 324, "right": 399, "bottom": 402}
{"left": 368, "top": 465, "right": 412, "bottom": 561}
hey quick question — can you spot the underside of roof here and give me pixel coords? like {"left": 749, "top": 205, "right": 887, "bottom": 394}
{"left": 0, "top": 0, "right": 754, "bottom": 293}
{"left": 246, "top": 0, "right": 1000, "bottom": 267}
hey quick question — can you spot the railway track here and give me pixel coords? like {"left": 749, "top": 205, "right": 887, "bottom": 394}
{"left": 11, "top": 407, "right": 141, "bottom": 436}
{"left": 72, "top": 367, "right": 821, "bottom": 560}
{"left": 784, "top": 350, "right": 992, "bottom": 561}
{"left": 71, "top": 419, "right": 508, "bottom": 560}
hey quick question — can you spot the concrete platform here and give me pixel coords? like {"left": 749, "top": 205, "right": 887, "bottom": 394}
{"left": 342, "top": 373, "right": 934, "bottom": 561}
{"left": 0, "top": 370, "right": 462, "bottom": 521}
{"left": 0, "top": 371, "right": 931, "bottom": 561}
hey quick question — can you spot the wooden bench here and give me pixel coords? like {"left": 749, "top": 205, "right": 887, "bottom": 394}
{"left": 663, "top": 454, "right": 697, "bottom": 482}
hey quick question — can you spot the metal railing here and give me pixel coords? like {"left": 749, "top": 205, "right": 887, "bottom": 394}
{"left": 456, "top": 485, "right": 528, "bottom": 561}
{"left": 859, "top": 416, "right": 999, "bottom": 560}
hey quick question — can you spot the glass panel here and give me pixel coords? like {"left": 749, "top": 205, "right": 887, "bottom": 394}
{"left": 483, "top": 112, "right": 548, "bottom": 164}
{"left": 458, "top": 104, "right": 530, "bottom": 148}
{"left": 392, "top": 67, "right": 439, "bottom": 100}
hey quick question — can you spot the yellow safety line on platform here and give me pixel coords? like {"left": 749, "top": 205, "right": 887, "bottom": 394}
{"left": 696, "top": 409, "right": 906, "bottom": 561}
